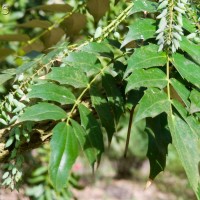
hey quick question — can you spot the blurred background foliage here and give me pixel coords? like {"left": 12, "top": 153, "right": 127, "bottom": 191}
{"left": 0, "top": 0, "right": 197, "bottom": 199}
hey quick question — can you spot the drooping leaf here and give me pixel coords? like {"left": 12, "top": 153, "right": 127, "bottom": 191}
{"left": 28, "top": 83, "right": 76, "bottom": 105}
{"left": 71, "top": 119, "right": 98, "bottom": 167}
{"left": 0, "top": 34, "right": 30, "bottom": 42}
{"left": 189, "top": 89, "right": 200, "bottom": 114}
{"left": 0, "top": 48, "right": 15, "bottom": 60}
{"left": 172, "top": 53, "right": 200, "bottom": 89}
{"left": 23, "top": 40, "right": 45, "bottom": 53}
{"left": 146, "top": 114, "right": 171, "bottom": 180}
{"left": 124, "top": 44, "right": 167, "bottom": 78}
{"left": 45, "top": 67, "right": 88, "bottom": 88}
{"left": 180, "top": 37, "right": 200, "bottom": 65}
{"left": 34, "top": 4, "right": 73, "bottom": 12}
{"left": 168, "top": 114, "right": 200, "bottom": 198}
{"left": 60, "top": 13, "right": 87, "bottom": 36}
{"left": 121, "top": 18, "right": 156, "bottom": 47}
{"left": 63, "top": 51, "right": 102, "bottom": 76}
{"left": 87, "top": 0, "right": 110, "bottom": 22}
{"left": 78, "top": 104, "right": 104, "bottom": 165}
{"left": 49, "top": 122, "right": 79, "bottom": 191}
{"left": 42, "top": 28, "right": 65, "bottom": 49}
{"left": 126, "top": 68, "right": 167, "bottom": 92}
{"left": 170, "top": 78, "right": 190, "bottom": 108}
{"left": 134, "top": 88, "right": 170, "bottom": 123}
{"left": 19, "top": 103, "right": 66, "bottom": 122}
{"left": 90, "top": 85, "right": 115, "bottom": 143}
{"left": 129, "top": 0, "right": 158, "bottom": 15}
{"left": 18, "top": 20, "right": 51, "bottom": 29}
{"left": 102, "top": 73, "right": 124, "bottom": 123}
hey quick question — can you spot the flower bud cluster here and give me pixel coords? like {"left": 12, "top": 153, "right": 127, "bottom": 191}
{"left": 156, "top": 0, "right": 188, "bottom": 52}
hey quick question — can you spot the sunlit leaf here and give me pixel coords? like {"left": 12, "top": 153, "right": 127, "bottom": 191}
{"left": 124, "top": 44, "right": 167, "bottom": 78}
{"left": 19, "top": 103, "right": 66, "bottom": 122}
{"left": 49, "top": 122, "right": 78, "bottom": 191}
{"left": 28, "top": 83, "right": 76, "bottom": 105}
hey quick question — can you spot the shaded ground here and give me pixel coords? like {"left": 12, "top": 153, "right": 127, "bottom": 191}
{"left": 0, "top": 158, "right": 195, "bottom": 200}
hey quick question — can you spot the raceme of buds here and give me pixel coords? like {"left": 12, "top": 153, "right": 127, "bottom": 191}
{"left": 156, "top": 0, "right": 188, "bottom": 53}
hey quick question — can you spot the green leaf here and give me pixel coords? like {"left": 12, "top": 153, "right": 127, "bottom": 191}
{"left": 129, "top": 0, "right": 158, "bottom": 15}
{"left": 189, "top": 89, "right": 200, "bottom": 114}
{"left": 0, "top": 48, "right": 15, "bottom": 61}
{"left": 0, "top": 74, "right": 13, "bottom": 85}
{"left": 134, "top": 88, "right": 170, "bottom": 123}
{"left": 78, "top": 104, "right": 104, "bottom": 165}
{"left": 45, "top": 67, "right": 88, "bottom": 88}
{"left": 146, "top": 114, "right": 171, "bottom": 180}
{"left": 121, "top": 19, "right": 156, "bottom": 47}
{"left": 19, "top": 103, "right": 66, "bottom": 122}
{"left": 168, "top": 114, "right": 200, "bottom": 197}
{"left": 0, "top": 34, "right": 30, "bottom": 42}
{"left": 124, "top": 44, "right": 167, "bottom": 78}
{"left": 34, "top": 4, "right": 73, "bottom": 12}
{"left": 49, "top": 122, "right": 78, "bottom": 191}
{"left": 87, "top": 0, "right": 110, "bottom": 22}
{"left": 126, "top": 68, "right": 167, "bottom": 92}
{"left": 28, "top": 83, "right": 76, "bottom": 105}
{"left": 63, "top": 52, "right": 102, "bottom": 76}
{"left": 16, "top": 55, "right": 44, "bottom": 74}
{"left": 90, "top": 85, "right": 115, "bottom": 143}
{"left": 172, "top": 100, "right": 200, "bottom": 139}
{"left": 79, "top": 42, "right": 113, "bottom": 58}
{"left": 180, "top": 37, "right": 200, "bottom": 65}
{"left": 170, "top": 78, "right": 190, "bottom": 108}
{"left": 18, "top": 20, "right": 51, "bottom": 29}
{"left": 183, "top": 16, "right": 196, "bottom": 33}
{"left": 102, "top": 73, "right": 124, "bottom": 123}
{"left": 71, "top": 119, "right": 98, "bottom": 167}
{"left": 172, "top": 53, "right": 200, "bottom": 89}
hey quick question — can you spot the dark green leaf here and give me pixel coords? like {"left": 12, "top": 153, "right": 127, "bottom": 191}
{"left": 49, "top": 122, "right": 78, "bottom": 191}
{"left": 71, "top": 119, "right": 98, "bottom": 167}
{"left": 129, "top": 0, "right": 158, "bottom": 15}
{"left": 126, "top": 68, "right": 167, "bottom": 92}
{"left": 90, "top": 85, "right": 115, "bottom": 143}
{"left": 146, "top": 114, "right": 171, "bottom": 180}
{"left": 125, "top": 44, "right": 167, "bottom": 78}
{"left": 28, "top": 83, "right": 76, "bottom": 105}
{"left": 121, "top": 19, "right": 156, "bottom": 47}
{"left": 134, "top": 88, "right": 170, "bottom": 123}
{"left": 172, "top": 53, "right": 200, "bottom": 89}
{"left": 45, "top": 67, "right": 88, "bottom": 88}
{"left": 19, "top": 103, "right": 66, "bottom": 122}
{"left": 78, "top": 104, "right": 104, "bottom": 165}
{"left": 102, "top": 73, "right": 124, "bottom": 123}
